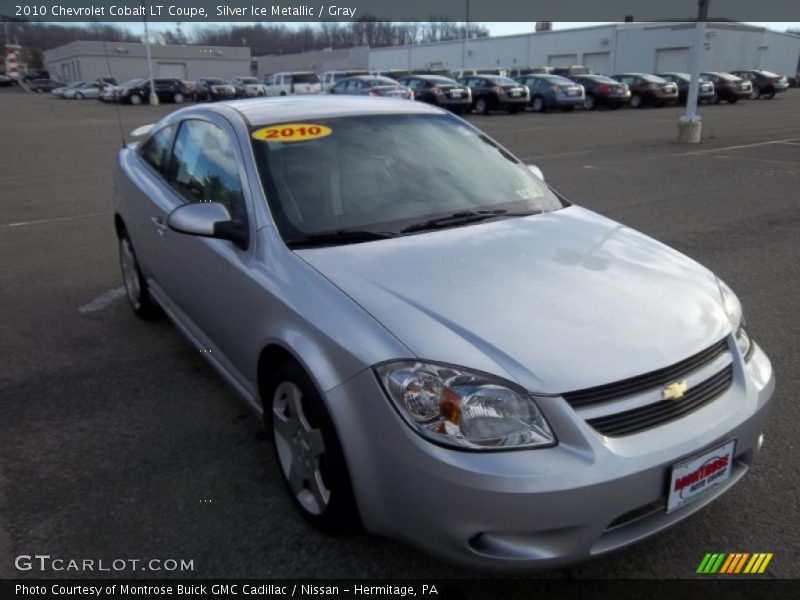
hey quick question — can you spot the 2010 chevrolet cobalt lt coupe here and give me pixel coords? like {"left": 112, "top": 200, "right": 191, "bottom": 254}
{"left": 114, "top": 96, "right": 774, "bottom": 570}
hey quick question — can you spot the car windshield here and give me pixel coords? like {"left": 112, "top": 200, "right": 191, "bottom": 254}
{"left": 250, "top": 114, "right": 562, "bottom": 243}
{"left": 291, "top": 73, "right": 320, "bottom": 83}
{"left": 426, "top": 76, "right": 457, "bottom": 84}
{"left": 487, "top": 76, "right": 519, "bottom": 86}
{"left": 641, "top": 74, "right": 668, "bottom": 83}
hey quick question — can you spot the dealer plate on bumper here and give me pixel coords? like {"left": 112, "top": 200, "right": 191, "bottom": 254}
{"left": 667, "top": 440, "right": 736, "bottom": 512}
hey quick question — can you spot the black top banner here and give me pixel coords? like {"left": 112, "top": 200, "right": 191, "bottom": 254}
{"left": 1, "top": 0, "right": 799, "bottom": 23}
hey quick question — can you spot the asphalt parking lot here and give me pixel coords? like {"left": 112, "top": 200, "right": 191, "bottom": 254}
{"left": 1, "top": 89, "right": 798, "bottom": 580}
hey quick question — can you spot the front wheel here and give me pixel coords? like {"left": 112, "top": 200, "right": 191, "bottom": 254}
{"left": 750, "top": 87, "right": 761, "bottom": 100}
{"left": 129, "top": 94, "right": 142, "bottom": 105}
{"left": 267, "top": 361, "right": 358, "bottom": 532}
{"left": 629, "top": 94, "right": 643, "bottom": 108}
{"left": 711, "top": 92, "right": 721, "bottom": 104}
{"left": 762, "top": 88, "right": 775, "bottom": 99}
{"left": 728, "top": 97, "right": 739, "bottom": 104}
{"left": 75, "top": 92, "right": 84, "bottom": 99}
{"left": 173, "top": 92, "right": 185, "bottom": 104}
{"left": 583, "top": 95, "right": 596, "bottom": 110}
{"left": 474, "top": 98, "right": 490, "bottom": 115}
{"left": 531, "top": 96, "right": 546, "bottom": 112}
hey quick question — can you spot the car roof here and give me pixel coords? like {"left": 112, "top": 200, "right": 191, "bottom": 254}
{"left": 222, "top": 95, "right": 444, "bottom": 126}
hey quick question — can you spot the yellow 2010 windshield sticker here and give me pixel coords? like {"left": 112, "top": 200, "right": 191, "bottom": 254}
{"left": 251, "top": 123, "right": 332, "bottom": 142}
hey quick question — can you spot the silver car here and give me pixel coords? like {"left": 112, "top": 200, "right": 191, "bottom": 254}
{"left": 114, "top": 96, "right": 774, "bottom": 570}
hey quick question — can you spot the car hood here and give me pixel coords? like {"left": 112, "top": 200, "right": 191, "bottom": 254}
{"left": 296, "top": 206, "right": 730, "bottom": 394}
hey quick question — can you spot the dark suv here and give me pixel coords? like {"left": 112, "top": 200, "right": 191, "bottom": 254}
{"left": 28, "top": 79, "right": 64, "bottom": 93}
{"left": 568, "top": 74, "right": 630, "bottom": 110}
{"left": 192, "top": 78, "right": 237, "bottom": 102}
{"left": 610, "top": 73, "right": 679, "bottom": 108}
{"left": 729, "top": 70, "right": 789, "bottom": 99}
{"left": 457, "top": 75, "right": 529, "bottom": 114}
{"left": 119, "top": 78, "right": 189, "bottom": 105}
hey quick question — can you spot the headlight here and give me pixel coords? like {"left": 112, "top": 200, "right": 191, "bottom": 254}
{"left": 716, "top": 277, "right": 753, "bottom": 360}
{"left": 375, "top": 361, "right": 555, "bottom": 450}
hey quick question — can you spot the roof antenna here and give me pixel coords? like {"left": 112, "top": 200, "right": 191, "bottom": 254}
{"left": 99, "top": 24, "right": 127, "bottom": 148}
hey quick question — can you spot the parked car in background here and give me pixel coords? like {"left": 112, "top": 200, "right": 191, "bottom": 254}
{"left": 192, "top": 78, "right": 237, "bottom": 102}
{"left": 64, "top": 82, "right": 105, "bottom": 100}
{"left": 51, "top": 81, "right": 85, "bottom": 97}
{"left": 409, "top": 68, "right": 453, "bottom": 78}
{"left": 551, "top": 65, "right": 590, "bottom": 78}
{"left": 121, "top": 78, "right": 190, "bottom": 104}
{"left": 370, "top": 69, "right": 411, "bottom": 79}
{"left": 610, "top": 73, "right": 679, "bottom": 108}
{"left": 508, "top": 66, "right": 552, "bottom": 78}
{"left": 452, "top": 68, "right": 508, "bottom": 79}
{"left": 230, "top": 76, "right": 268, "bottom": 98}
{"left": 20, "top": 69, "right": 49, "bottom": 82}
{"left": 396, "top": 75, "right": 471, "bottom": 113}
{"left": 516, "top": 74, "right": 585, "bottom": 112}
{"left": 700, "top": 72, "right": 752, "bottom": 104}
{"left": 28, "top": 79, "right": 64, "bottom": 93}
{"left": 729, "top": 70, "right": 789, "bottom": 99}
{"left": 265, "top": 72, "right": 322, "bottom": 96}
{"left": 328, "top": 75, "right": 413, "bottom": 99}
{"left": 104, "top": 78, "right": 144, "bottom": 103}
{"left": 568, "top": 74, "right": 629, "bottom": 110}
{"left": 656, "top": 72, "right": 715, "bottom": 104}
{"left": 458, "top": 75, "right": 529, "bottom": 114}
{"left": 0, "top": 74, "right": 15, "bottom": 86}
{"left": 321, "top": 69, "right": 369, "bottom": 91}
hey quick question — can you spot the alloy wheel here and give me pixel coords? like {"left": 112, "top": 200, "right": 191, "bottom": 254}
{"left": 119, "top": 238, "right": 142, "bottom": 310}
{"left": 272, "top": 381, "right": 330, "bottom": 515}
{"left": 583, "top": 96, "right": 595, "bottom": 110}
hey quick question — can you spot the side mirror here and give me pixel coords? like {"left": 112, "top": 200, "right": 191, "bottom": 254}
{"left": 527, "top": 164, "right": 545, "bottom": 182}
{"left": 167, "top": 202, "right": 248, "bottom": 250}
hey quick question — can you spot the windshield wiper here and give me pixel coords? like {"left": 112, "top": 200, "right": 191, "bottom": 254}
{"left": 286, "top": 230, "right": 398, "bottom": 248}
{"left": 400, "top": 209, "right": 542, "bottom": 234}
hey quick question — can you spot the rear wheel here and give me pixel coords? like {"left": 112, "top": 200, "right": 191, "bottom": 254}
{"left": 583, "top": 95, "right": 596, "bottom": 110}
{"left": 173, "top": 92, "right": 185, "bottom": 104}
{"left": 629, "top": 94, "right": 643, "bottom": 108}
{"left": 474, "top": 98, "right": 490, "bottom": 115}
{"left": 750, "top": 87, "right": 761, "bottom": 100}
{"left": 763, "top": 88, "right": 775, "bottom": 99}
{"left": 266, "top": 361, "right": 358, "bottom": 532}
{"left": 118, "top": 231, "right": 161, "bottom": 320}
{"left": 75, "top": 92, "right": 84, "bottom": 100}
{"left": 130, "top": 94, "right": 142, "bottom": 105}
{"left": 711, "top": 92, "right": 721, "bottom": 104}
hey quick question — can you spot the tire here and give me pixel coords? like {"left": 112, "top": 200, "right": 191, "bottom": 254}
{"left": 583, "top": 95, "right": 596, "bottom": 110}
{"left": 173, "top": 92, "right": 185, "bottom": 104}
{"left": 629, "top": 94, "right": 643, "bottom": 108}
{"left": 474, "top": 98, "right": 490, "bottom": 115}
{"left": 531, "top": 96, "right": 546, "bottom": 112}
{"left": 75, "top": 92, "right": 84, "bottom": 99}
{"left": 711, "top": 92, "right": 720, "bottom": 104}
{"left": 561, "top": 105, "right": 575, "bottom": 112}
{"left": 118, "top": 231, "right": 161, "bottom": 320}
{"left": 763, "top": 88, "right": 775, "bottom": 99}
{"left": 750, "top": 87, "right": 761, "bottom": 100}
{"left": 130, "top": 94, "right": 142, "bottom": 106}
{"left": 266, "top": 360, "right": 358, "bottom": 532}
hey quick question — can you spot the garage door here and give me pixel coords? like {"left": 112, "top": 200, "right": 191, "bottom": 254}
{"left": 548, "top": 54, "right": 578, "bottom": 67}
{"left": 655, "top": 48, "right": 690, "bottom": 73}
{"left": 583, "top": 52, "right": 611, "bottom": 74}
{"left": 156, "top": 62, "right": 187, "bottom": 79}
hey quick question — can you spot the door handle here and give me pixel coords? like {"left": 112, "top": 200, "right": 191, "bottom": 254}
{"left": 151, "top": 216, "right": 167, "bottom": 235}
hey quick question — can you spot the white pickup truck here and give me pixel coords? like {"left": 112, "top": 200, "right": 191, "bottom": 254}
{"left": 264, "top": 72, "right": 322, "bottom": 96}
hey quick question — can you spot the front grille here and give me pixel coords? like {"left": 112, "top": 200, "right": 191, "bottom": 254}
{"left": 563, "top": 338, "right": 729, "bottom": 409}
{"left": 586, "top": 364, "right": 733, "bottom": 437}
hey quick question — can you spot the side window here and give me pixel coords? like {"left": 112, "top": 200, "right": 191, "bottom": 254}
{"left": 139, "top": 125, "right": 175, "bottom": 176}
{"left": 168, "top": 120, "right": 246, "bottom": 220}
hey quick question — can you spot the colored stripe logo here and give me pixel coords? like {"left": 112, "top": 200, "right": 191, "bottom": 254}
{"left": 696, "top": 553, "right": 773, "bottom": 574}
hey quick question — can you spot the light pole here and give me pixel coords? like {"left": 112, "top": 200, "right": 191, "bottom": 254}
{"left": 678, "top": 0, "right": 710, "bottom": 143}
{"left": 143, "top": 9, "right": 159, "bottom": 105}
{"left": 461, "top": 0, "right": 470, "bottom": 68}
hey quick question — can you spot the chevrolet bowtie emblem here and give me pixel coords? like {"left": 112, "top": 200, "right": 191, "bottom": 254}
{"left": 663, "top": 380, "right": 689, "bottom": 401}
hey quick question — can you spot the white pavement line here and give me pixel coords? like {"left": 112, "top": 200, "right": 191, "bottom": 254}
{"left": 0, "top": 212, "right": 108, "bottom": 228}
{"left": 685, "top": 138, "right": 800, "bottom": 155}
{"left": 78, "top": 286, "right": 126, "bottom": 314}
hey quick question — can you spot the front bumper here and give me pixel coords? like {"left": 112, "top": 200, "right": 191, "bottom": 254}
{"left": 326, "top": 341, "right": 774, "bottom": 570}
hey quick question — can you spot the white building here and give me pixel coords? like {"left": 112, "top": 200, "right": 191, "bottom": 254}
{"left": 368, "top": 23, "right": 800, "bottom": 77}
{"left": 44, "top": 41, "right": 253, "bottom": 83}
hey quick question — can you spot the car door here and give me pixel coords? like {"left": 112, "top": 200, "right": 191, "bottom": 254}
{"left": 160, "top": 116, "right": 258, "bottom": 386}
